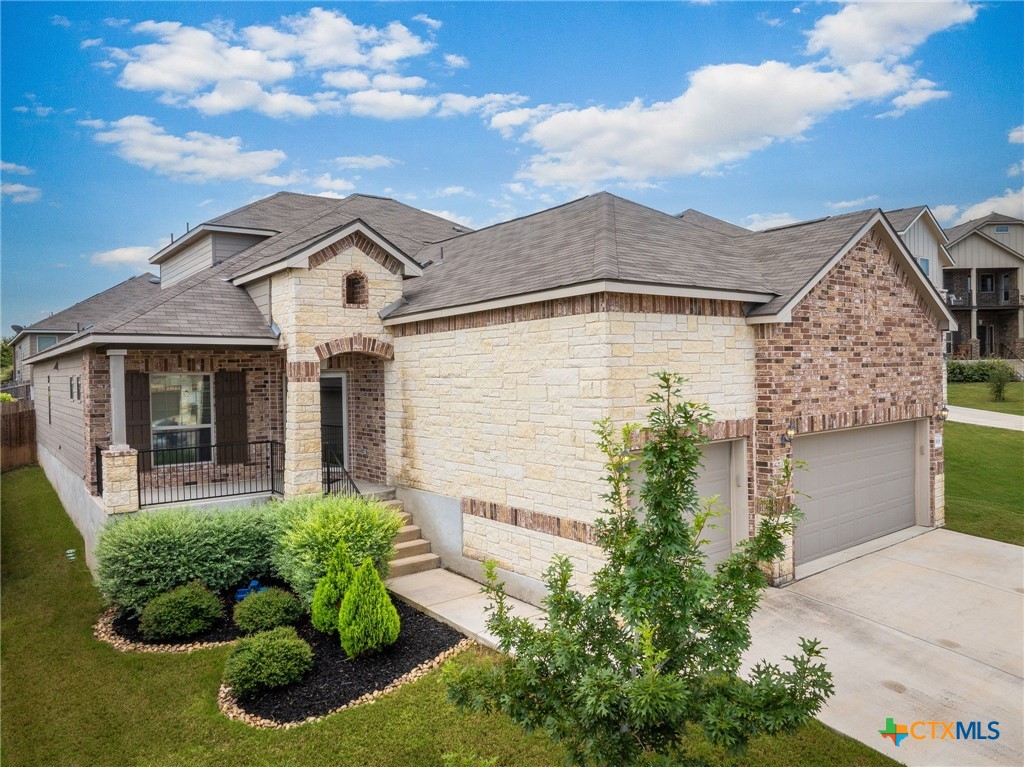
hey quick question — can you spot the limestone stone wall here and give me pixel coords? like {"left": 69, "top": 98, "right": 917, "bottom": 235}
{"left": 388, "top": 302, "right": 756, "bottom": 581}
{"left": 101, "top": 446, "right": 139, "bottom": 515}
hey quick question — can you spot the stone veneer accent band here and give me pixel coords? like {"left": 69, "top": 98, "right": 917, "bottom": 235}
{"left": 308, "top": 232, "right": 403, "bottom": 275}
{"left": 314, "top": 333, "right": 395, "bottom": 362}
{"left": 462, "top": 498, "right": 596, "bottom": 545}
{"left": 391, "top": 293, "right": 745, "bottom": 337}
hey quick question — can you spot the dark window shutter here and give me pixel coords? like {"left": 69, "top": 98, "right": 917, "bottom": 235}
{"left": 125, "top": 372, "right": 151, "bottom": 470}
{"left": 215, "top": 371, "right": 247, "bottom": 464}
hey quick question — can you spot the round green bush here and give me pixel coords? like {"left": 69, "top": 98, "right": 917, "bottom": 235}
{"left": 139, "top": 581, "right": 223, "bottom": 641}
{"left": 223, "top": 626, "right": 313, "bottom": 698}
{"left": 338, "top": 558, "right": 401, "bottom": 659}
{"left": 0, "top": 392, "right": 15, "bottom": 403}
{"left": 233, "top": 587, "right": 302, "bottom": 634}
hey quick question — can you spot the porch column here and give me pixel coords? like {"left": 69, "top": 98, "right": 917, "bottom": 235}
{"left": 970, "top": 267, "right": 978, "bottom": 340}
{"left": 101, "top": 446, "right": 139, "bottom": 515}
{"left": 107, "top": 349, "right": 128, "bottom": 445}
{"left": 284, "top": 360, "right": 322, "bottom": 497}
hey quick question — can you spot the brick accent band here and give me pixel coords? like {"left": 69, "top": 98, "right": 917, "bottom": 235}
{"left": 287, "top": 360, "right": 320, "bottom": 382}
{"left": 781, "top": 403, "right": 941, "bottom": 436}
{"left": 392, "top": 293, "right": 746, "bottom": 338}
{"left": 314, "top": 333, "right": 395, "bottom": 362}
{"left": 308, "top": 232, "right": 404, "bottom": 275}
{"left": 462, "top": 497, "right": 595, "bottom": 545}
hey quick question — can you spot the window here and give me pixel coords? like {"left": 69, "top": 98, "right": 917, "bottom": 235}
{"left": 76, "top": 376, "right": 81, "bottom": 401}
{"left": 995, "top": 225, "right": 1009, "bottom": 234}
{"left": 344, "top": 272, "right": 368, "bottom": 306}
{"left": 150, "top": 374, "right": 212, "bottom": 464}
{"left": 918, "top": 257, "right": 930, "bottom": 276}
{"left": 37, "top": 335, "right": 57, "bottom": 351}
{"left": 980, "top": 274, "right": 995, "bottom": 293}
{"left": 69, "top": 378, "right": 74, "bottom": 399}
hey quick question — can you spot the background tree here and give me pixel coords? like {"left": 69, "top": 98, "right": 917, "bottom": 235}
{"left": 446, "top": 373, "right": 833, "bottom": 766}
{"left": 1, "top": 335, "right": 14, "bottom": 383}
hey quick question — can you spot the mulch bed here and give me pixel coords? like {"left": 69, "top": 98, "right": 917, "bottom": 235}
{"left": 230, "top": 600, "right": 466, "bottom": 725}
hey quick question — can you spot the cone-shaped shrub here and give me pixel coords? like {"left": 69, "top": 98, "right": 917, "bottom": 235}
{"left": 311, "top": 543, "right": 356, "bottom": 635}
{"left": 338, "top": 558, "right": 400, "bottom": 659}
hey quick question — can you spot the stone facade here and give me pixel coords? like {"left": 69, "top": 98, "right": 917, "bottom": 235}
{"left": 753, "top": 231, "right": 946, "bottom": 582}
{"left": 101, "top": 446, "right": 139, "bottom": 515}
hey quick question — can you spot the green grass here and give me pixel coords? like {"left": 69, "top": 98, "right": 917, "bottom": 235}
{"left": 0, "top": 466, "right": 897, "bottom": 767}
{"left": 943, "top": 422, "right": 1024, "bottom": 546}
{"left": 947, "top": 382, "right": 1024, "bottom": 416}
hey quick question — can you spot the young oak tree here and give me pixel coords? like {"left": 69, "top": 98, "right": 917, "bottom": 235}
{"left": 445, "top": 373, "right": 833, "bottom": 766}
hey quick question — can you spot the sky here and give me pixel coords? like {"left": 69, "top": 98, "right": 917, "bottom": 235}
{"left": 2, "top": 1, "right": 1022, "bottom": 332}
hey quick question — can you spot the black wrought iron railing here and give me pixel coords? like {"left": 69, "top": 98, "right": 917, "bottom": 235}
{"left": 322, "top": 444, "right": 360, "bottom": 496}
{"left": 136, "top": 439, "right": 284, "bottom": 507}
{"left": 95, "top": 444, "right": 104, "bottom": 495}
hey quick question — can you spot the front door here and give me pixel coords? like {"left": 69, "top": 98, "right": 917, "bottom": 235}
{"left": 320, "top": 374, "right": 348, "bottom": 468}
{"left": 977, "top": 325, "right": 992, "bottom": 357}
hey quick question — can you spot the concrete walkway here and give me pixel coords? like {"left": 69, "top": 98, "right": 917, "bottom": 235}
{"left": 946, "top": 405, "right": 1024, "bottom": 431}
{"left": 389, "top": 568, "right": 543, "bottom": 648}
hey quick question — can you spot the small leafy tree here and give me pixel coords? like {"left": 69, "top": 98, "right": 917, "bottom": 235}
{"left": 338, "top": 558, "right": 401, "bottom": 658}
{"left": 988, "top": 362, "right": 1015, "bottom": 402}
{"left": 445, "top": 373, "right": 833, "bottom": 766}
{"left": 311, "top": 542, "right": 356, "bottom": 635}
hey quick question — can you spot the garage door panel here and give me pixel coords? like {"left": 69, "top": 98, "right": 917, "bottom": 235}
{"left": 794, "top": 422, "right": 917, "bottom": 566}
{"left": 694, "top": 441, "right": 733, "bottom": 568}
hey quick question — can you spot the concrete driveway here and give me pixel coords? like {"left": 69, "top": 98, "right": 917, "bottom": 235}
{"left": 746, "top": 529, "right": 1023, "bottom": 767}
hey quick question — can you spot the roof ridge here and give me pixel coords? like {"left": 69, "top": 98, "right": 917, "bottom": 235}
{"left": 592, "top": 194, "right": 618, "bottom": 279}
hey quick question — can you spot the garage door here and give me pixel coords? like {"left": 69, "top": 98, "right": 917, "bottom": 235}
{"left": 793, "top": 421, "right": 917, "bottom": 565}
{"left": 693, "top": 441, "right": 735, "bottom": 568}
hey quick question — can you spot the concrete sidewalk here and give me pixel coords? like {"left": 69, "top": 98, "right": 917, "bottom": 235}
{"left": 389, "top": 568, "right": 543, "bottom": 648}
{"left": 946, "top": 405, "right": 1024, "bottom": 431}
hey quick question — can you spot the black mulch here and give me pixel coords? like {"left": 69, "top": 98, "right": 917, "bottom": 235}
{"left": 239, "top": 599, "right": 465, "bottom": 723}
{"left": 112, "top": 595, "right": 243, "bottom": 646}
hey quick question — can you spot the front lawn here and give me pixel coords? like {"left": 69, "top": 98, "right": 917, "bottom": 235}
{"left": 947, "top": 381, "right": 1024, "bottom": 416}
{"left": 0, "top": 466, "right": 896, "bottom": 767}
{"left": 943, "top": 422, "right": 1024, "bottom": 546}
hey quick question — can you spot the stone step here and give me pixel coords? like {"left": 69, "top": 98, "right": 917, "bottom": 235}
{"left": 364, "top": 488, "right": 397, "bottom": 502}
{"left": 394, "top": 538, "right": 432, "bottom": 558}
{"left": 389, "top": 552, "right": 441, "bottom": 578}
{"left": 394, "top": 524, "right": 422, "bottom": 544}
{"left": 380, "top": 498, "right": 404, "bottom": 513}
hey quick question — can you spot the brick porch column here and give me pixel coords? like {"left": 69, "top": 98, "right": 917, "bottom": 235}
{"left": 285, "top": 361, "right": 322, "bottom": 497}
{"left": 102, "top": 445, "right": 139, "bottom": 515}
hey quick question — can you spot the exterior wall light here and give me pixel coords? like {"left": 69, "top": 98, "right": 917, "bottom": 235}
{"left": 938, "top": 404, "right": 949, "bottom": 421}
{"left": 781, "top": 424, "right": 798, "bottom": 445}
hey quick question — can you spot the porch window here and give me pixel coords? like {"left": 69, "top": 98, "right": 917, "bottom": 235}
{"left": 980, "top": 274, "right": 995, "bottom": 293}
{"left": 150, "top": 374, "right": 212, "bottom": 464}
{"left": 918, "top": 257, "right": 930, "bottom": 277}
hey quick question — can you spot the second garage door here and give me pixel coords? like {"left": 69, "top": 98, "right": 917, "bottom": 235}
{"left": 693, "top": 440, "right": 740, "bottom": 568}
{"left": 793, "top": 421, "right": 918, "bottom": 566}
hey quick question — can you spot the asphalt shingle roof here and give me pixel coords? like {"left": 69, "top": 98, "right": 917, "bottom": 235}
{"left": 22, "top": 273, "right": 160, "bottom": 333}
{"left": 945, "top": 212, "right": 1024, "bottom": 246}
{"left": 883, "top": 206, "right": 927, "bottom": 233}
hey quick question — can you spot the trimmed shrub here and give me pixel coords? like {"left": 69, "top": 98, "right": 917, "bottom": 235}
{"left": 0, "top": 392, "right": 15, "bottom": 403}
{"left": 311, "top": 543, "right": 356, "bottom": 635}
{"left": 338, "top": 558, "right": 401, "bottom": 659}
{"left": 273, "top": 495, "right": 401, "bottom": 607}
{"left": 233, "top": 587, "right": 302, "bottom": 634}
{"left": 139, "top": 581, "right": 223, "bottom": 641}
{"left": 223, "top": 626, "right": 313, "bottom": 698}
{"left": 947, "top": 359, "right": 1017, "bottom": 383}
{"left": 990, "top": 363, "right": 1015, "bottom": 401}
{"left": 96, "top": 505, "right": 283, "bottom": 616}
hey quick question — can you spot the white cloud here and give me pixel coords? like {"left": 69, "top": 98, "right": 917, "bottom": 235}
{"left": 89, "top": 245, "right": 157, "bottom": 269}
{"left": 105, "top": 18, "right": 131, "bottom": 28}
{"left": 315, "top": 191, "right": 346, "bottom": 199}
{"left": 826, "top": 195, "right": 879, "bottom": 211}
{"left": 1008, "top": 161, "right": 1024, "bottom": 178}
{"left": 421, "top": 209, "right": 472, "bottom": 228}
{"left": 743, "top": 212, "right": 799, "bottom": 231}
{"left": 86, "top": 115, "right": 290, "bottom": 184}
{"left": 1010, "top": 125, "right": 1024, "bottom": 144}
{"left": 1, "top": 161, "right": 33, "bottom": 175}
{"left": 1, "top": 183, "right": 42, "bottom": 203}
{"left": 489, "top": 106, "right": 557, "bottom": 138}
{"left": 757, "top": 12, "right": 783, "bottom": 28}
{"left": 434, "top": 186, "right": 472, "bottom": 197}
{"left": 81, "top": 38, "right": 104, "bottom": 49}
{"left": 335, "top": 154, "right": 397, "bottom": 170}
{"left": 198, "top": 198, "right": 214, "bottom": 207}
{"left": 313, "top": 174, "right": 355, "bottom": 193}
{"left": 931, "top": 204, "right": 959, "bottom": 226}
{"left": 372, "top": 74, "right": 428, "bottom": 91}
{"left": 953, "top": 188, "right": 1024, "bottom": 224}
{"left": 412, "top": 14, "right": 442, "bottom": 31}
{"left": 439, "top": 92, "right": 526, "bottom": 117}
{"left": 322, "top": 70, "right": 371, "bottom": 90}
{"left": 805, "top": 1, "right": 977, "bottom": 66}
{"left": 189, "top": 80, "right": 320, "bottom": 117}
{"left": 877, "top": 81, "right": 950, "bottom": 118}
{"left": 51, "top": 15, "right": 71, "bottom": 28}
{"left": 13, "top": 94, "right": 55, "bottom": 118}
{"left": 444, "top": 53, "right": 469, "bottom": 69}
{"left": 346, "top": 90, "right": 438, "bottom": 119}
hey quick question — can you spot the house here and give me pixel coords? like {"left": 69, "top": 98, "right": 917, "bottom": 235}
{"left": 9, "top": 274, "right": 160, "bottom": 384}
{"left": 940, "top": 213, "right": 1024, "bottom": 360}
{"left": 23, "top": 191, "right": 955, "bottom": 597}
{"left": 883, "top": 206, "right": 955, "bottom": 292}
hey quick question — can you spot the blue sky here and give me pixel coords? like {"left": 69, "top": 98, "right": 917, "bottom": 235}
{"left": 2, "top": 1, "right": 1022, "bottom": 332}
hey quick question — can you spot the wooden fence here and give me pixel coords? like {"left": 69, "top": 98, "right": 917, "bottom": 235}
{"left": 2, "top": 399, "right": 36, "bottom": 471}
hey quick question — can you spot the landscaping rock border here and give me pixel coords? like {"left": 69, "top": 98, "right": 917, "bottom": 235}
{"left": 93, "top": 607, "right": 237, "bottom": 653}
{"left": 217, "top": 638, "right": 475, "bottom": 729}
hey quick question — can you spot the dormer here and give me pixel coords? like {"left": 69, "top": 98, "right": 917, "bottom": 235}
{"left": 151, "top": 224, "right": 277, "bottom": 287}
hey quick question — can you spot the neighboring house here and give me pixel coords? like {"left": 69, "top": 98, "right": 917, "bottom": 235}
{"left": 940, "top": 213, "right": 1024, "bottom": 359}
{"left": 26, "top": 191, "right": 954, "bottom": 597}
{"left": 883, "top": 206, "right": 955, "bottom": 292}
{"left": 9, "top": 274, "right": 160, "bottom": 384}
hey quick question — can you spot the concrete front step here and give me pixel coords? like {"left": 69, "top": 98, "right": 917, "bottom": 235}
{"left": 390, "top": 552, "right": 441, "bottom": 578}
{"left": 395, "top": 524, "right": 423, "bottom": 544}
{"left": 395, "top": 538, "right": 432, "bottom": 558}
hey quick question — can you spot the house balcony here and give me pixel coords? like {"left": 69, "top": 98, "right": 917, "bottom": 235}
{"left": 945, "top": 289, "right": 1022, "bottom": 309}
